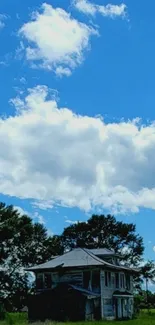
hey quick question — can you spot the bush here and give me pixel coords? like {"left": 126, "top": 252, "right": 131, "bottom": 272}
{"left": 5, "top": 312, "right": 28, "bottom": 325}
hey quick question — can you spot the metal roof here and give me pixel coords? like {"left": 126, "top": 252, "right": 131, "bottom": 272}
{"left": 26, "top": 248, "right": 105, "bottom": 271}
{"left": 70, "top": 285, "right": 101, "bottom": 297}
{"left": 26, "top": 248, "right": 137, "bottom": 273}
{"left": 88, "top": 248, "right": 115, "bottom": 256}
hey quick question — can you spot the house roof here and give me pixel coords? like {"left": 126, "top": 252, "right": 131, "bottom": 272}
{"left": 89, "top": 248, "right": 115, "bottom": 256}
{"left": 26, "top": 248, "right": 137, "bottom": 273}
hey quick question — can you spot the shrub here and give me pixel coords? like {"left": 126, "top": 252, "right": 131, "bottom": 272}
{"left": 5, "top": 312, "right": 28, "bottom": 325}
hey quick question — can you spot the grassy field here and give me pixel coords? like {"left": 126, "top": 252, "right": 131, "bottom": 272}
{"left": 1, "top": 311, "right": 155, "bottom": 325}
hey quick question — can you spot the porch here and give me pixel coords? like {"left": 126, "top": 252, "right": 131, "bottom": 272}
{"left": 113, "top": 291, "right": 133, "bottom": 319}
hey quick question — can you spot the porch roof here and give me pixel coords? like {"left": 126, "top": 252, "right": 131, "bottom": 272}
{"left": 70, "top": 285, "right": 101, "bottom": 298}
{"left": 113, "top": 290, "right": 133, "bottom": 297}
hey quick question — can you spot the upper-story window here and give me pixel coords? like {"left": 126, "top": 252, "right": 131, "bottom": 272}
{"left": 92, "top": 270, "right": 100, "bottom": 291}
{"left": 120, "top": 273, "right": 125, "bottom": 289}
{"left": 36, "top": 273, "right": 44, "bottom": 290}
{"left": 126, "top": 274, "right": 131, "bottom": 290}
{"left": 36, "top": 272, "right": 52, "bottom": 290}
{"left": 83, "top": 271, "right": 91, "bottom": 289}
{"left": 105, "top": 271, "right": 111, "bottom": 287}
{"left": 115, "top": 273, "right": 119, "bottom": 288}
{"left": 44, "top": 273, "right": 52, "bottom": 289}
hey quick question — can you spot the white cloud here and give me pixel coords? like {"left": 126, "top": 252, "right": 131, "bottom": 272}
{"left": 19, "top": 77, "right": 27, "bottom": 84}
{"left": 0, "top": 21, "right": 4, "bottom": 29}
{"left": 64, "top": 216, "right": 78, "bottom": 224}
{"left": 47, "top": 228, "right": 54, "bottom": 236}
{"left": 73, "top": 0, "right": 126, "bottom": 18}
{"left": 18, "top": 3, "right": 97, "bottom": 76}
{"left": 65, "top": 219, "right": 78, "bottom": 224}
{"left": 0, "top": 14, "right": 6, "bottom": 30}
{"left": 2, "top": 85, "right": 155, "bottom": 213}
{"left": 33, "top": 212, "right": 45, "bottom": 225}
{"left": 14, "top": 206, "right": 46, "bottom": 225}
{"left": 32, "top": 200, "right": 53, "bottom": 210}
{"left": 55, "top": 66, "right": 72, "bottom": 78}
{"left": 14, "top": 206, "right": 28, "bottom": 215}
{"left": 153, "top": 246, "right": 155, "bottom": 253}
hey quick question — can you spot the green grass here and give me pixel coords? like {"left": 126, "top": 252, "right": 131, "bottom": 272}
{"left": 1, "top": 311, "right": 155, "bottom": 325}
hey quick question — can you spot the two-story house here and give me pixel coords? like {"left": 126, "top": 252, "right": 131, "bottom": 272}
{"left": 26, "top": 247, "right": 137, "bottom": 321}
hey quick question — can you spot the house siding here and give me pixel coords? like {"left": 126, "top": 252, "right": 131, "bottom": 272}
{"left": 100, "top": 270, "right": 133, "bottom": 320}
{"left": 36, "top": 270, "right": 83, "bottom": 290}
{"left": 58, "top": 270, "right": 83, "bottom": 286}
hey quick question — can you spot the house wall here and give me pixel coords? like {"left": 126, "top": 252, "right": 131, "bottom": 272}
{"left": 36, "top": 268, "right": 101, "bottom": 291}
{"left": 58, "top": 270, "right": 83, "bottom": 286}
{"left": 36, "top": 270, "right": 83, "bottom": 290}
{"left": 35, "top": 267, "right": 133, "bottom": 320}
{"left": 100, "top": 270, "right": 133, "bottom": 320}
{"left": 100, "top": 270, "right": 114, "bottom": 319}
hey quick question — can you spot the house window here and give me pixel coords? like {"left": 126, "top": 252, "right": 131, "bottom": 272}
{"left": 44, "top": 273, "right": 52, "bottom": 289}
{"left": 105, "top": 271, "right": 111, "bottom": 287}
{"left": 36, "top": 273, "right": 44, "bottom": 289}
{"left": 92, "top": 270, "right": 100, "bottom": 289}
{"left": 120, "top": 273, "right": 125, "bottom": 289}
{"left": 115, "top": 273, "right": 119, "bottom": 288}
{"left": 126, "top": 274, "right": 130, "bottom": 290}
{"left": 83, "top": 271, "right": 91, "bottom": 289}
{"left": 52, "top": 273, "right": 59, "bottom": 286}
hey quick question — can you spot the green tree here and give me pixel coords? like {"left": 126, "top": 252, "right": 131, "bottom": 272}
{"left": 141, "top": 261, "right": 155, "bottom": 311}
{"left": 0, "top": 202, "right": 63, "bottom": 311}
{"left": 62, "top": 214, "right": 144, "bottom": 265}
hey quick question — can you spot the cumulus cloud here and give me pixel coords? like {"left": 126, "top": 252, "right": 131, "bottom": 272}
{"left": 18, "top": 3, "right": 97, "bottom": 76}
{"left": 73, "top": 0, "right": 126, "bottom": 18}
{"left": 2, "top": 85, "right": 155, "bottom": 213}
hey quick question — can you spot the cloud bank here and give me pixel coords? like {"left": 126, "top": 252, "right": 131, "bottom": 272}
{"left": 1, "top": 85, "right": 155, "bottom": 214}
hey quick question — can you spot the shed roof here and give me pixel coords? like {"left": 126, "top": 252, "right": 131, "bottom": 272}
{"left": 26, "top": 248, "right": 137, "bottom": 273}
{"left": 70, "top": 285, "right": 101, "bottom": 298}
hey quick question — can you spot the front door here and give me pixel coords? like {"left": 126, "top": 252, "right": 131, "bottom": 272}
{"left": 116, "top": 298, "right": 124, "bottom": 319}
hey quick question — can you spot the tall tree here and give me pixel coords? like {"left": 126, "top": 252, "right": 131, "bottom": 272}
{"left": 61, "top": 214, "right": 144, "bottom": 265}
{"left": 0, "top": 202, "right": 63, "bottom": 310}
{"left": 141, "top": 261, "right": 155, "bottom": 311}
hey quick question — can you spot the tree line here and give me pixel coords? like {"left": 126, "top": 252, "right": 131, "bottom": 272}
{"left": 0, "top": 202, "right": 155, "bottom": 312}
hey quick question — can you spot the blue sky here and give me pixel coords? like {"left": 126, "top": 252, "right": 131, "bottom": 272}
{"left": 0, "top": 0, "right": 155, "bottom": 266}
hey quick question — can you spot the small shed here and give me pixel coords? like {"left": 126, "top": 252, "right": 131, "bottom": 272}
{"left": 28, "top": 283, "right": 100, "bottom": 322}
